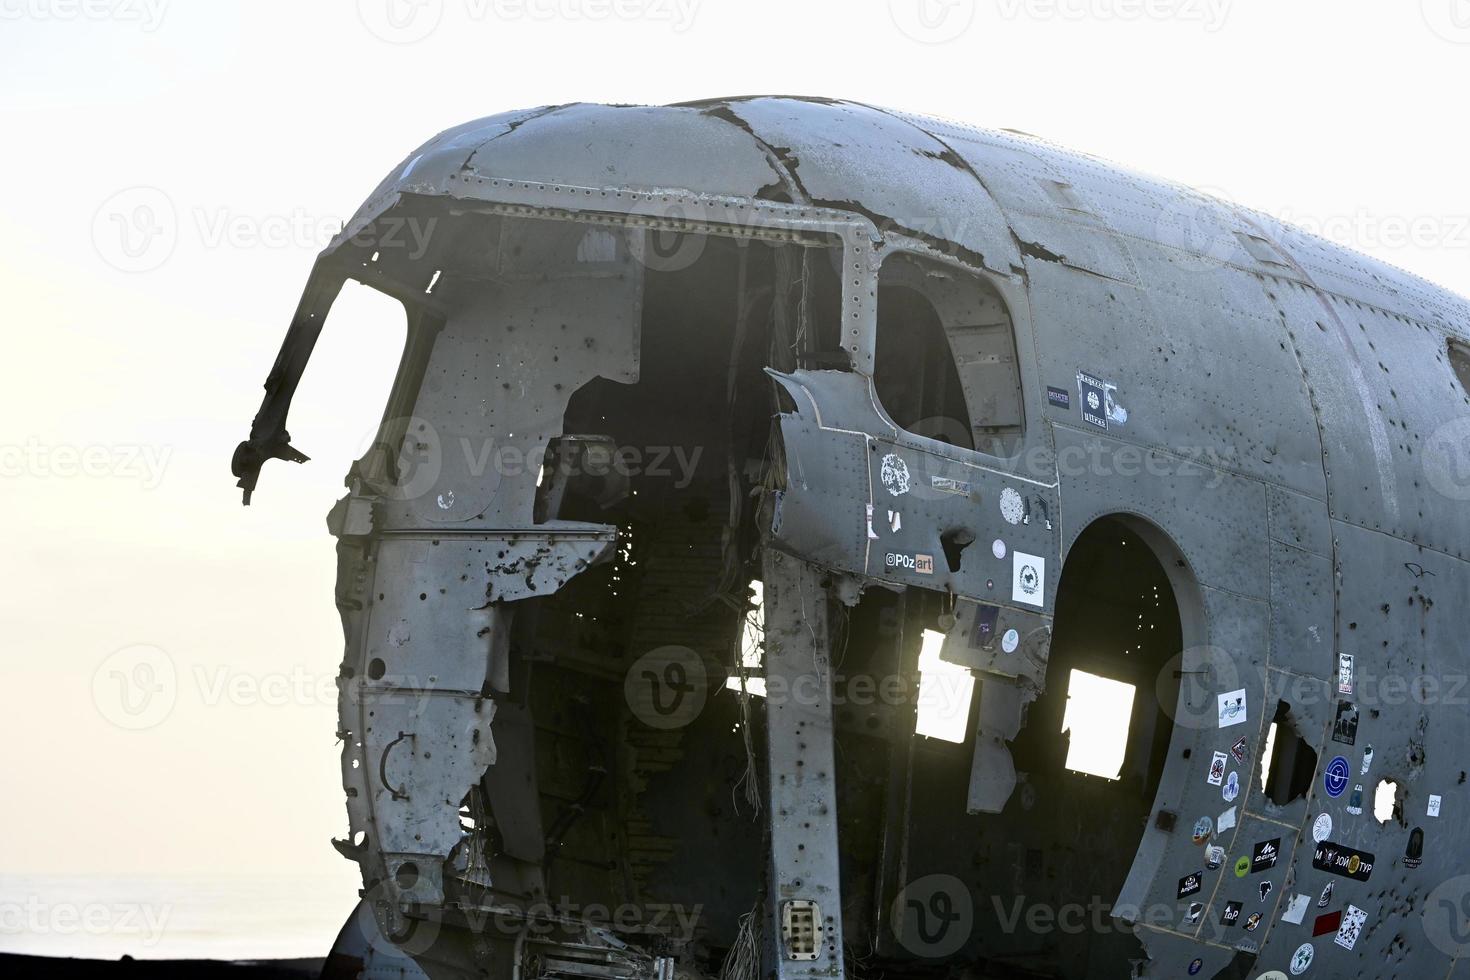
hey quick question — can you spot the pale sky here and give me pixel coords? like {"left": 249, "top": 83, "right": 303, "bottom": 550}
{"left": 1, "top": 0, "right": 1467, "bottom": 939}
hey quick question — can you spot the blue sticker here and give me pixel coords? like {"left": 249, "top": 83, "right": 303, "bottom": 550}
{"left": 1324, "top": 756, "right": 1351, "bottom": 798}
{"left": 1188, "top": 958, "right": 1203, "bottom": 975}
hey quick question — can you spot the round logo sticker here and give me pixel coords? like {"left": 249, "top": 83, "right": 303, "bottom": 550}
{"left": 1289, "top": 942, "right": 1314, "bottom": 975}
{"left": 1234, "top": 856, "right": 1251, "bottom": 878}
{"left": 1324, "top": 756, "right": 1350, "bottom": 798}
{"left": 1312, "top": 813, "right": 1332, "bottom": 843}
{"left": 1001, "top": 629, "right": 1020, "bottom": 654}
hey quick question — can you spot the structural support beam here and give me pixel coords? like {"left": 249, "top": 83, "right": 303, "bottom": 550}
{"left": 760, "top": 550, "right": 846, "bottom": 979}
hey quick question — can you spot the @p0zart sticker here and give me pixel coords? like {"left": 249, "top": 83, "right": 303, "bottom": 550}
{"left": 1012, "top": 552, "right": 1045, "bottom": 606}
{"left": 885, "top": 552, "right": 934, "bottom": 575}
{"left": 1218, "top": 689, "right": 1247, "bottom": 727}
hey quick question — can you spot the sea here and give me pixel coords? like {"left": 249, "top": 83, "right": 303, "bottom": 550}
{"left": 0, "top": 873, "right": 361, "bottom": 962}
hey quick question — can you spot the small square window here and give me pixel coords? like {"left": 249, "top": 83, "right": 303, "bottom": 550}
{"left": 1061, "top": 670, "right": 1135, "bottom": 780}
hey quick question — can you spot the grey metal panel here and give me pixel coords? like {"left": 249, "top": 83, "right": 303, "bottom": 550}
{"left": 1053, "top": 425, "right": 1269, "bottom": 600}
{"left": 1268, "top": 541, "right": 1335, "bottom": 680}
{"left": 1270, "top": 276, "right": 1470, "bottom": 558}
{"left": 337, "top": 105, "right": 561, "bottom": 248}
{"left": 464, "top": 102, "right": 784, "bottom": 197}
{"left": 1267, "top": 485, "right": 1334, "bottom": 558}
{"left": 723, "top": 98, "right": 1022, "bottom": 274}
{"left": 1030, "top": 257, "right": 1328, "bottom": 501}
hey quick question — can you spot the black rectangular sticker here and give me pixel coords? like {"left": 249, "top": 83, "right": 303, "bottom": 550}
{"left": 1077, "top": 372, "right": 1108, "bottom": 430}
{"left": 1312, "top": 841, "right": 1375, "bottom": 882}
{"left": 1332, "top": 700, "right": 1359, "bottom": 745}
{"left": 1251, "top": 838, "right": 1281, "bottom": 874}
{"left": 1047, "top": 386, "right": 1071, "bottom": 410}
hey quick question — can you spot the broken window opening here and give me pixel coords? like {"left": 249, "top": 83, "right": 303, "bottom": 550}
{"left": 874, "top": 253, "right": 1023, "bottom": 456}
{"left": 725, "top": 579, "right": 766, "bottom": 698}
{"left": 1261, "top": 700, "right": 1317, "bottom": 806}
{"left": 1061, "top": 670, "right": 1137, "bottom": 780}
{"left": 1373, "top": 779, "right": 1400, "bottom": 824}
{"left": 466, "top": 223, "right": 850, "bottom": 963}
{"left": 288, "top": 279, "right": 410, "bottom": 486}
{"left": 914, "top": 627, "right": 975, "bottom": 743}
{"left": 1449, "top": 338, "right": 1470, "bottom": 398}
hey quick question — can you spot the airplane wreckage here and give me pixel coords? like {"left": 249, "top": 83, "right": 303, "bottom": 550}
{"left": 233, "top": 98, "right": 1470, "bottom": 980}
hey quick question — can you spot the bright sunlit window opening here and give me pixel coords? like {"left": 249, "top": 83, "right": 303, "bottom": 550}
{"left": 1259, "top": 722, "right": 1278, "bottom": 791}
{"left": 915, "top": 629, "right": 975, "bottom": 743}
{"left": 1062, "top": 669, "right": 1135, "bottom": 780}
{"left": 725, "top": 580, "right": 766, "bottom": 698}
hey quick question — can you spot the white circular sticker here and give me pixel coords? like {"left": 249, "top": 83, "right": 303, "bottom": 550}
{"left": 1001, "top": 629, "right": 1020, "bottom": 654}
{"left": 1312, "top": 813, "right": 1332, "bottom": 843}
{"left": 1289, "top": 942, "right": 1314, "bottom": 975}
{"left": 992, "top": 539, "right": 1007, "bottom": 559}
{"left": 999, "top": 487, "right": 1025, "bottom": 525}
